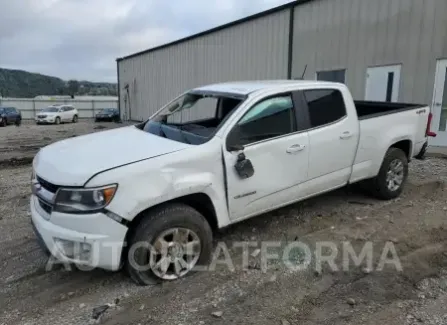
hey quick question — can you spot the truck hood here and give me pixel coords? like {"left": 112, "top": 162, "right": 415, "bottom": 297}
{"left": 33, "top": 126, "right": 190, "bottom": 186}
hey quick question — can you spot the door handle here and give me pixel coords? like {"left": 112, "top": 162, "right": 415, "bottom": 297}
{"left": 286, "top": 144, "right": 306, "bottom": 153}
{"left": 340, "top": 131, "right": 353, "bottom": 140}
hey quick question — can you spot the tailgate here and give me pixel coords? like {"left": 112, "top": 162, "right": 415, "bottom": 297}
{"left": 415, "top": 106, "right": 431, "bottom": 144}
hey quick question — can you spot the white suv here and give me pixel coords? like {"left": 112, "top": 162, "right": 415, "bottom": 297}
{"left": 36, "top": 105, "right": 78, "bottom": 125}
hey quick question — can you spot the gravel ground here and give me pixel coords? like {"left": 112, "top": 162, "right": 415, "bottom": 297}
{"left": 0, "top": 120, "right": 132, "bottom": 166}
{"left": 0, "top": 122, "right": 446, "bottom": 325}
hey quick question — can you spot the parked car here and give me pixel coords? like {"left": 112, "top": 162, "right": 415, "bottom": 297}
{"left": 36, "top": 105, "right": 78, "bottom": 125}
{"left": 0, "top": 106, "right": 22, "bottom": 126}
{"left": 95, "top": 108, "right": 120, "bottom": 122}
{"left": 30, "top": 80, "right": 435, "bottom": 284}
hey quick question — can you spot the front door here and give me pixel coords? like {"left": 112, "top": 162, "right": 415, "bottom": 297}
{"left": 365, "top": 65, "right": 401, "bottom": 102}
{"left": 430, "top": 59, "right": 447, "bottom": 147}
{"left": 6, "top": 108, "right": 17, "bottom": 122}
{"left": 223, "top": 94, "right": 309, "bottom": 221}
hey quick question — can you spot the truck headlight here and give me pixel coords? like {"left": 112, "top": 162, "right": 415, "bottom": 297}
{"left": 54, "top": 184, "right": 117, "bottom": 213}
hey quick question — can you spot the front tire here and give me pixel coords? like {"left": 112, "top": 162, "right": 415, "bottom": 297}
{"left": 55, "top": 117, "right": 61, "bottom": 125}
{"left": 125, "top": 203, "right": 213, "bottom": 285}
{"left": 368, "top": 148, "right": 408, "bottom": 200}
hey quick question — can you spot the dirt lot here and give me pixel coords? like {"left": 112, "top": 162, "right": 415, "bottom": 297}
{"left": 0, "top": 120, "right": 130, "bottom": 167}
{"left": 0, "top": 121, "right": 447, "bottom": 325}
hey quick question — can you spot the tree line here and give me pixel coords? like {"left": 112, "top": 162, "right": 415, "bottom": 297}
{"left": 0, "top": 68, "right": 117, "bottom": 98}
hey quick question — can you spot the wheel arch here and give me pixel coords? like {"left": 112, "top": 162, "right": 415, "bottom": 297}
{"left": 389, "top": 139, "right": 412, "bottom": 160}
{"left": 124, "top": 192, "right": 218, "bottom": 244}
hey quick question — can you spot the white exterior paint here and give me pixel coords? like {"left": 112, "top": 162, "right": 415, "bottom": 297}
{"left": 365, "top": 65, "right": 401, "bottom": 102}
{"left": 30, "top": 81, "right": 430, "bottom": 271}
{"left": 430, "top": 59, "right": 447, "bottom": 147}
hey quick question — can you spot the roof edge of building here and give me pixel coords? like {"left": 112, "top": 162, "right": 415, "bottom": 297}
{"left": 116, "top": 0, "right": 314, "bottom": 62}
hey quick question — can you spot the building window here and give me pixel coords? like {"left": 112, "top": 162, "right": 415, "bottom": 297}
{"left": 304, "top": 89, "right": 347, "bottom": 128}
{"left": 316, "top": 69, "right": 346, "bottom": 84}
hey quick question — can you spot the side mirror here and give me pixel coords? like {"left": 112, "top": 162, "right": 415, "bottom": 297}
{"left": 234, "top": 152, "right": 254, "bottom": 179}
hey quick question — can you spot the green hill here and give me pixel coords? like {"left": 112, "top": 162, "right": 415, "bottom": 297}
{"left": 0, "top": 68, "right": 117, "bottom": 98}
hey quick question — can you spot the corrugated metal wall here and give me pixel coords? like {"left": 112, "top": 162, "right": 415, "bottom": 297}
{"left": 118, "top": 9, "right": 290, "bottom": 121}
{"left": 291, "top": 0, "right": 447, "bottom": 105}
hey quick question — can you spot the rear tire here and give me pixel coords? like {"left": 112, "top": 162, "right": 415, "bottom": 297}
{"left": 55, "top": 117, "right": 61, "bottom": 125}
{"left": 125, "top": 203, "right": 213, "bottom": 285}
{"left": 72, "top": 115, "right": 78, "bottom": 123}
{"left": 367, "top": 148, "right": 408, "bottom": 200}
{"left": 15, "top": 118, "right": 21, "bottom": 126}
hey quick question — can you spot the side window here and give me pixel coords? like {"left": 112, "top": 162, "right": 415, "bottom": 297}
{"left": 229, "top": 95, "right": 296, "bottom": 146}
{"left": 304, "top": 89, "right": 347, "bottom": 128}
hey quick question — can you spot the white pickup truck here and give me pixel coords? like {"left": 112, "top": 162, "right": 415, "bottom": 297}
{"left": 30, "top": 80, "right": 435, "bottom": 284}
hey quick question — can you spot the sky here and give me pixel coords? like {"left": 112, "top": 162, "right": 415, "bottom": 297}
{"left": 0, "top": 0, "right": 292, "bottom": 82}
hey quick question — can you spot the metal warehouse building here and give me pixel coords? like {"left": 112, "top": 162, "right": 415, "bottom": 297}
{"left": 117, "top": 0, "right": 447, "bottom": 147}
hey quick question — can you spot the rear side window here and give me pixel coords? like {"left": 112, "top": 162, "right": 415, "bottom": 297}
{"left": 304, "top": 89, "right": 346, "bottom": 128}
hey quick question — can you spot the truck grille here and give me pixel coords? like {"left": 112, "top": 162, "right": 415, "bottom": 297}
{"left": 36, "top": 175, "right": 60, "bottom": 193}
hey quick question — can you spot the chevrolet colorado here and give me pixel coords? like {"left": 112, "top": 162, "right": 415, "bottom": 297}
{"left": 30, "top": 80, "right": 435, "bottom": 284}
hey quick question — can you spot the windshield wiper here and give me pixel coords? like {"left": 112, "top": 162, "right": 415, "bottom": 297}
{"left": 176, "top": 125, "right": 191, "bottom": 144}
{"left": 158, "top": 123, "right": 167, "bottom": 138}
{"left": 159, "top": 122, "right": 191, "bottom": 144}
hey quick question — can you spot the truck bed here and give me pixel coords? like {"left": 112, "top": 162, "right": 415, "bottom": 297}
{"left": 354, "top": 100, "right": 425, "bottom": 120}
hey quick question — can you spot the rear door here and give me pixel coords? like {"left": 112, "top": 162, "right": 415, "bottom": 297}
{"left": 62, "top": 106, "right": 71, "bottom": 121}
{"left": 223, "top": 92, "right": 310, "bottom": 221}
{"left": 303, "top": 88, "right": 359, "bottom": 194}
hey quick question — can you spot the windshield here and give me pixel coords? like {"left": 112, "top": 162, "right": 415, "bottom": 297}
{"left": 100, "top": 108, "right": 115, "bottom": 113}
{"left": 41, "top": 107, "right": 59, "bottom": 112}
{"left": 141, "top": 91, "right": 244, "bottom": 145}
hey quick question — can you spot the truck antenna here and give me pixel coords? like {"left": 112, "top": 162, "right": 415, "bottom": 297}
{"left": 300, "top": 64, "right": 307, "bottom": 80}
{"left": 293, "top": 64, "right": 308, "bottom": 80}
